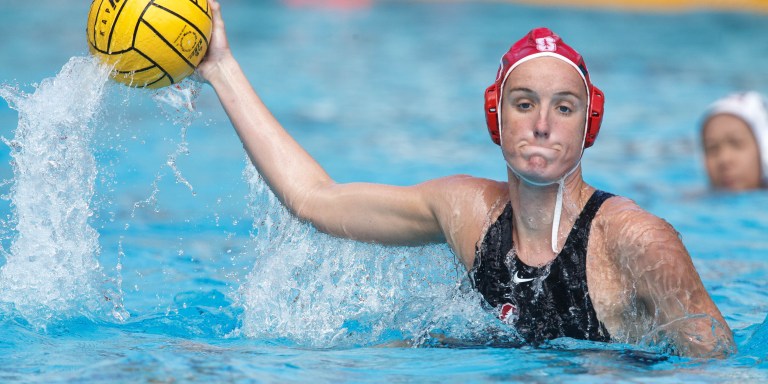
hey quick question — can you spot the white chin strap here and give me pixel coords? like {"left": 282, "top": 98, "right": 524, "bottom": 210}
{"left": 551, "top": 179, "right": 565, "bottom": 253}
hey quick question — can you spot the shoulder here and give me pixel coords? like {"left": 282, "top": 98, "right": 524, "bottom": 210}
{"left": 596, "top": 194, "right": 673, "bottom": 231}
{"left": 421, "top": 175, "right": 507, "bottom": 268}
{"left": 593, "top": 194, "right": 684, "bottom": 266}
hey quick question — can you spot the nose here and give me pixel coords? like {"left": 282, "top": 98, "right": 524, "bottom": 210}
{"left": 533, "top": 108, "right": 550, "bottom": 140}
{"left": 714, "top": 147, "right": 735, "bottom": 170}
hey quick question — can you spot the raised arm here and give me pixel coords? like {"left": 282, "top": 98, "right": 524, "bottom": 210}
{"left": 609, "top": 202, "right": 735, "bottom": 358}
{"left": 196, "top": 1, "right": 481, "bottom": 249}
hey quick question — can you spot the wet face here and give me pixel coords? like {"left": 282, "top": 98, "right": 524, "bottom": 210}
{"left": 499, "top": 56, "right": 588, "bottom": 185}
{"left": 702, "top": 114, "right": 762, "bottom": 191}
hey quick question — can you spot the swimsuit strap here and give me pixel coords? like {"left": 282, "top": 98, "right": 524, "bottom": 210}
{"left": 568, "top": 190, "right": 614, "bottom": 242}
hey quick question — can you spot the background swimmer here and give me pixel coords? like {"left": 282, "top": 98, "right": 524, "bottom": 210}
{"left": 701, "top": 91, "right": 768, "bottom": 191}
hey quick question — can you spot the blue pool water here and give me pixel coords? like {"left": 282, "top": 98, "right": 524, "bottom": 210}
{"left": 1, "top": 0, "right": 768, "bottom": 382}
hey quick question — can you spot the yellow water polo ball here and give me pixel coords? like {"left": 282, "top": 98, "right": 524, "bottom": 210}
{"left": 86, "top": 0, "right": 212, "bottom": 89}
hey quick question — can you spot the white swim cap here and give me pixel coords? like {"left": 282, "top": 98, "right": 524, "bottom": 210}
{"left": 703, "top": 91, "right": 768, "bottom": 183}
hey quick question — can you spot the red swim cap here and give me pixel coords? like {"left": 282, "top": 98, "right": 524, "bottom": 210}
{"left": 483, "top": 27, "right": 604, "bottom": 148}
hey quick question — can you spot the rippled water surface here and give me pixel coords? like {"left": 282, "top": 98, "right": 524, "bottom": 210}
{"left": 0, "top": 1, "right": 767, "bottom": 382}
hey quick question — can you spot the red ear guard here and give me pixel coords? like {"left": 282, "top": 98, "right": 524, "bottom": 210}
{"left": 484, "top": 84, "right": 501, "bottom": 145}
{"left": 483, "top": 83, "right": 605, "bottom": 148}
{"left": 585, "top": 85, "right": 604, "bottom": 148}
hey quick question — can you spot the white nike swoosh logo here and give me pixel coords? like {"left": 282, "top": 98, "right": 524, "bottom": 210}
{"left": 513, "top": 272, "right": 534, "bottom": 284}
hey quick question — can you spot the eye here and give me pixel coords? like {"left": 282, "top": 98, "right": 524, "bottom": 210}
{"left": 556, "top": 105, "right": 572, "bottom": 114}
{"left": 704, "top": 142, "right": 721, "bottom": 156}
{"left": 730, "top": 137, "right": 749, "bottom": 150}
{"left": 517, "top": 102, "right": 533, "bottom": 111}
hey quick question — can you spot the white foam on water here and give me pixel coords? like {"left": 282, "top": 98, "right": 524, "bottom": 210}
{"left": 236, "top": 163, "right": 511, "bottom": 348}
{"left": 0, "top": 56, "right": 127, "bottom": 328}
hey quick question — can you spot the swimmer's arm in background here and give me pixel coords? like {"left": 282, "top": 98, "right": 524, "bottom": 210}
{"left": 196, "top": 1, "right": 495, "bottom": 259}
{"left": 611, "top": 202, "right": 736, "bottom": 358}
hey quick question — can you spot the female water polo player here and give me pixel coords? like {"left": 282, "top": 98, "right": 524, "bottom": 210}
{"left": 701, "top": 91, "right": 768, "bottom": 191}
{"left": 197, "top": 1, "right": 735, "bottom": 357}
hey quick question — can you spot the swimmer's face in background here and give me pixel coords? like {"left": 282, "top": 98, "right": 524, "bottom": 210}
{"left": 499, "top": 56, "right": 588, "bottom": 185}
{"left": 702, "top": 113, "right": 762, "bottom": 191}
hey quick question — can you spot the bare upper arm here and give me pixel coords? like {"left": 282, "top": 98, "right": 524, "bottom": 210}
{"left": 599, "top": 198, "right": 734, "bottom": 357}
{"left": 297, "top": 175, "right": 506, "bottom": 266}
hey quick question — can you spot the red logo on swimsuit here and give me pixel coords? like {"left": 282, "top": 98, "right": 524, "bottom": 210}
{"left": 499, "top": 303, "right": 518, "bottom": 323}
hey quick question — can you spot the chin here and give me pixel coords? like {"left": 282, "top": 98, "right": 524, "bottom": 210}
{"left": 512, "top": 169, "right": 561, "bottom": 186}
{"left": 506, "top": 158, "right": 572, "bottom": 186}
{"left": 716, "top": 182, "right": 746, "bottom": 191}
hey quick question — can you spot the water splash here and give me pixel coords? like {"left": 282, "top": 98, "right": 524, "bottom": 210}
{"left": 154, "top": 81, "right": 202, "bottom": 196}
{"left": 0, "top": 56, "right": 127, "bottom": 328}
{"left": 741, "top": 313, "right": 768, "bottom": 364}
{"left": 235, "top": 163, "right": 515, "bottom": 348}
{"left": 128, "top": 80, "right": 201, "bottom": 217}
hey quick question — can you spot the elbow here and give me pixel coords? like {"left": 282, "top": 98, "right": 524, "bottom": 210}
{"left": 649, "top": 314, "right": 736, "bottom": 359}
{"left": 280, "top": 181, "right": 333, "bottom": 226}
{"left": 678, "top": 334, "right": 736, "bottom": 359}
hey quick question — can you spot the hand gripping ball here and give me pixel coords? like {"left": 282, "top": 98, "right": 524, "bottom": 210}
{"left": 86, "top": 0, "right": 212, "bottom": 89}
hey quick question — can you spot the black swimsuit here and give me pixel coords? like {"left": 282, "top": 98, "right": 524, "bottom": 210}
{"left": 470, "top": 190, "right": 614, "bottom": 344}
